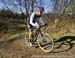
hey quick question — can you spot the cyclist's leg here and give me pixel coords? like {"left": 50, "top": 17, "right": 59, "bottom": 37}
{"left": 28, "top": 22, "right": 39, "bottom": 42}
{"left": 27, "top": 24, "right": 35, "bottom": 46}
{"left": 28, "top": 28, "right": 33, "bottom": 42}
{"left": 27, "top": 22, "right": 33, "bottom": 41}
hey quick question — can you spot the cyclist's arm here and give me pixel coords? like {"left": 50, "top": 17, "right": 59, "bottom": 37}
{"left": 29, "top": 12, "right": 39, "bottom": 28}
{"left": 39, "top": 17, "right": 46, "bottom": 25}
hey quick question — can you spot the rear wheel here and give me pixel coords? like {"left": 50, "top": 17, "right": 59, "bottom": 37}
{"left": 38, "top": 32, "right": 54, "bottom": 52}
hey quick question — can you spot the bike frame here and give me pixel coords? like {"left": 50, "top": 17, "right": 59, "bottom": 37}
{"left": 33, "top": 26, "right": 46, "bottom": 43}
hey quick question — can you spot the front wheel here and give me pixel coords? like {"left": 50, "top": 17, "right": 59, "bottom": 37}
{"left": 38, "top": 32, "right": 54, "bottom": 52}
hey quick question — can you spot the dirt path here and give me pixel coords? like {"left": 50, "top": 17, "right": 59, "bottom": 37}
{"left": 0, "top": 33, "right": 75, "bottom": 58}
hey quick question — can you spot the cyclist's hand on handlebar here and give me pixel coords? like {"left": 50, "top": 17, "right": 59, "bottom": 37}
{"left": 39, "top": 24, "right": 48, "bottom": 29}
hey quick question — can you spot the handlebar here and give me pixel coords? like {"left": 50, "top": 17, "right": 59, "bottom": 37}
{"left": 40, "top": 24, "right": 47, "bottom": 28}
{"left": 37, "top": 24, "right": 47, "bottom": 31}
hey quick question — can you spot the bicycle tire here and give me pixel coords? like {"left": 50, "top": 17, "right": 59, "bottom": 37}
{"left": 38, "top": 32, "right": 54, "bottom": 52}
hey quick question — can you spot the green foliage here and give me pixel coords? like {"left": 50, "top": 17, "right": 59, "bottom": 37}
{"left": 0, "top": 16, "right": 27, "bottom": 36}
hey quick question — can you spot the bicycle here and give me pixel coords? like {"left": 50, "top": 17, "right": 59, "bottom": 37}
{"left": 25, "top": 25, "right": 54, "bottom": 52}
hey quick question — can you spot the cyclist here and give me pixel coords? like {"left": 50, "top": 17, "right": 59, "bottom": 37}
{"left": 27, "top": 6, "right": 47, "bottom": 46}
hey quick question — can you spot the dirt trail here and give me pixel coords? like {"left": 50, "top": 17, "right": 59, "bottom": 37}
{"left": 0, "top": 33, "right": 75, "bottom": 58}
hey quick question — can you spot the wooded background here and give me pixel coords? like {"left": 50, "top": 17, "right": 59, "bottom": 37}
{"left": 0, "top": 0, "right": 75, "bottom": 36}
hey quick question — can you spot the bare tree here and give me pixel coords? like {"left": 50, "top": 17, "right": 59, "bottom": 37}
{"left": 2, "top": 0, "right": 11, "bottom": 10}
{"left": 52, "top": 0, "right": 72, "bottom": 15}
